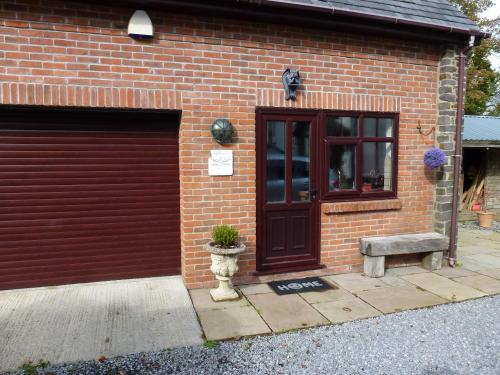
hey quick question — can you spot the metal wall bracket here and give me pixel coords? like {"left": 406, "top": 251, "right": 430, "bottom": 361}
{"left": 417, "top": 121, "right": 435, "bottom": 136}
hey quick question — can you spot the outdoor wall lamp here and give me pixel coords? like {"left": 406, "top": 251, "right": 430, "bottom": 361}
{"left": 211, "top": 119, "right": 234, "bottom": 144}
{"left": 128, "top": 10, "right": 154, "bottom": 39}
{"left": 282, "top": 68, "right": 300, "bottom": 100}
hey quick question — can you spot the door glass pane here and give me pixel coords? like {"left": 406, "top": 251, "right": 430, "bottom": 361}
{"left": 292, "top": 121, "right": 310, "bottom": 201}
{"left": 326, "top": 117, "right": 358, "bottom": 137}
{"left": 365, "top": 118, "right": 393, "bottom": 137}
{"left": 364, "top": 117, "right": 377, "bottom": 137}
{"left": 266, "top": 120, "right": 286, "bottom": 202}
{"left": 328, "top": 144, "right": 356, "bottom": 191}
{"left": 362, "top": 142, "right": 393, "bottom": 192}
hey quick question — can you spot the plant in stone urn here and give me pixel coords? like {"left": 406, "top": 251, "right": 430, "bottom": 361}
{"left": 204, "top": 225, "right": 246, "bottom": 301}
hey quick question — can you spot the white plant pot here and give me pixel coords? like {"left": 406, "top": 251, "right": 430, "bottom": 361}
{"left": 204, "top": 242, "right": 246, "bottom": 301}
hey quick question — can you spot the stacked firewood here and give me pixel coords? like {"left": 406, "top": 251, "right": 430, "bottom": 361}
{"left": 461, "top": 164, "right": 486, "bottom": 211}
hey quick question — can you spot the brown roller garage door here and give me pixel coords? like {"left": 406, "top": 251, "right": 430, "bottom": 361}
{"left": 0, "top": 107, "right": 181, "bottom": 290}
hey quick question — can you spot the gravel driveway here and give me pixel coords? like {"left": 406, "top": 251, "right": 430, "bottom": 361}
{"left": 6, "top": 295, "right": 500, "bottom": 375}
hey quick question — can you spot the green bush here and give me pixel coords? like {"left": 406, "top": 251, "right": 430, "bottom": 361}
{"left": 212, "top": 225, "right": 239, "bottom": 247}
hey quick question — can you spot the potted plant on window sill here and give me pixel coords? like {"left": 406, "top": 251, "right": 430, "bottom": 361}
{"left": 477, "top": 191, "right": 495, "bottom": 228}
{"left": 204, "top": 225, "right": 246, "bottom": 301}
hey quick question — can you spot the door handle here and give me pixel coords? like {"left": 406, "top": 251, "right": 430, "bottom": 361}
{"left": 309, "top": 189, "right": 317, "bottom": 200}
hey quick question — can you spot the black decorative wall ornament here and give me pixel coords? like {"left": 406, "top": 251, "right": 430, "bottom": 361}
{"left": 282, "top": 68, "right": 300, "bottom": 100}
{"left": 211, "top": 119, "right": 234, "bottom": 144}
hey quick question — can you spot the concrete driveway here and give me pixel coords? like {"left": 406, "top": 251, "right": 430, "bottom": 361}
{"left": 0, "top": 276, "right": 202, "bottom": 373}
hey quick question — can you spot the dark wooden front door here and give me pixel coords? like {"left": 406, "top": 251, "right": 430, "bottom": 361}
{"left": 257, "top": 111, "right": 320, "bottom": 273}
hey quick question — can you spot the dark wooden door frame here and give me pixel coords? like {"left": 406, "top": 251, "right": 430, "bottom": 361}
{"left": 256, "top": 108, "right": 322, "bottom": 274}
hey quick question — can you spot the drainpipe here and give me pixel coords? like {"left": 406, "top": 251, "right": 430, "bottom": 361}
{"left": 448, "top": 36, "right": 475, "bottom": 267}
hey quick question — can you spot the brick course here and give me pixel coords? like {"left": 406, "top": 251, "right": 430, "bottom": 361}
{"left": 0, "top": 0, "right": 452, "bottom": 288}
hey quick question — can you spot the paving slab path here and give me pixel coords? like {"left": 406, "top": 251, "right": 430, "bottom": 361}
{"left": 190, "top": 227, "right": 500, "bottom": 341}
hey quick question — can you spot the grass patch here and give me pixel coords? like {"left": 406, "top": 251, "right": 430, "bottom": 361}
{"left": 203, "top": 340, "right": 219, "bottom": 349}
{"left": 20, "top": 360, "right": 50, "bottom": 375}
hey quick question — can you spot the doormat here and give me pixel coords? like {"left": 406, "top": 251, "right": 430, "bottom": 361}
{"left": 268, "top": 277, "right": 334, "bottom": 295}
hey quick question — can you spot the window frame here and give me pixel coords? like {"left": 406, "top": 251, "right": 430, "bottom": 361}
{"left": 321, "top": 111, "right": 399, "bottom": 201}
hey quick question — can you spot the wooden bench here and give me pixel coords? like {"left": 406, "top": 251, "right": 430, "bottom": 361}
{"left": 360, "top": 233, "right": 449, "bottom": 277}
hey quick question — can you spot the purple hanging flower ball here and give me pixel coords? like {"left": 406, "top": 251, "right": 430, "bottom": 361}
{"left": 424, "top": 147, "right": 446, "bottom": 169}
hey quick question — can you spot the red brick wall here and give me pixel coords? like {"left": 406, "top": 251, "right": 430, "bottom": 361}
{"left": 0, "top": 0, "right": 440, "bottom": 288}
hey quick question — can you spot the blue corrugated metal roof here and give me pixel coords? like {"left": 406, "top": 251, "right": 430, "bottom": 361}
{"left": 463, "top": 115, "right": 500, "bottom": 142}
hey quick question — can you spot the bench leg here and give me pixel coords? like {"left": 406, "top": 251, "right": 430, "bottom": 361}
{"left": 422, "top": 251, "right": 443, "bottom": 271}
{"left": 364, "top": 255, "right": 385, "bottom": 278}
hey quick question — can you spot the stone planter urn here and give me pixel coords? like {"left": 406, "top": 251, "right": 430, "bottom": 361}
{"left": 204, "top": 242, "right": 246, "bottom": 301}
